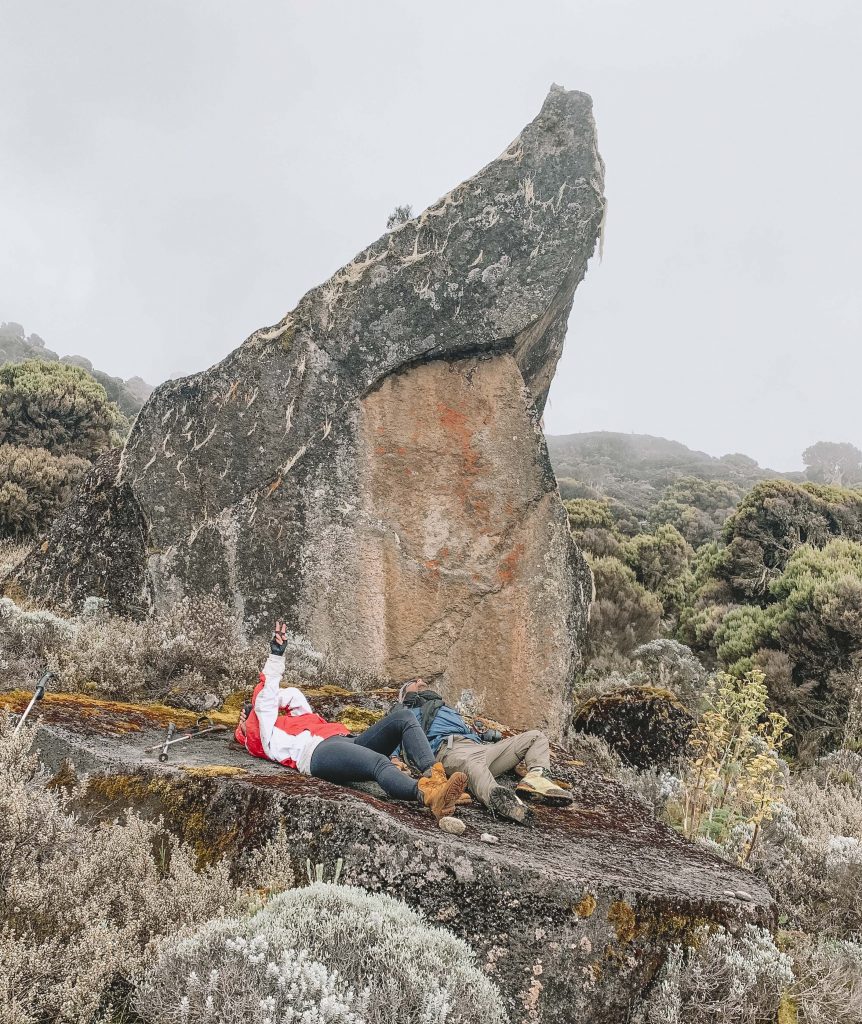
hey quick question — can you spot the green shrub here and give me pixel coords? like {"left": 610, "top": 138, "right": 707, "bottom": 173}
{"left": 0, "top": 359, "right": 126, "bottom": 458}
{"left": 587, "top": 556, "right": 663, "bottom": 661}
{"left": 720, "top": 480, "right": 862, "bottom": 599}
{"left": 0, "top": 443, "right": 89, "bottom": 537}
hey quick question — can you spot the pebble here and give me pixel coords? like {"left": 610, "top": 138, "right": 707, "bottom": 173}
{"left": 723, "top": 889, "right": 756, "bottom": 903}
{"left": 439, "top": 817, "right": 466, "bottom": 835}
{"left": 480, "top": 833, "right": 500, "bottom": 844}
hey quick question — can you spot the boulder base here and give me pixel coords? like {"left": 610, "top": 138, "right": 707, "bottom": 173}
{"left": 6, "top": 690, "right": 773, "bottom": 1024}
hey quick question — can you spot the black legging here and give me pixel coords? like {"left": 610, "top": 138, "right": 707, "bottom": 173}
{"left": 309, "top": 706, "right": 435, "bottom": 800}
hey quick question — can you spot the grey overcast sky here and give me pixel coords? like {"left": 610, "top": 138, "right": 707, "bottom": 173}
{"left": 1, "top": 1, "right": 859, "bottom": 470}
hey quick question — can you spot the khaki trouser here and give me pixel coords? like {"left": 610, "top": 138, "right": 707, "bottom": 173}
{"left": 438, "top": 731, "right": 550, "bottom": 807}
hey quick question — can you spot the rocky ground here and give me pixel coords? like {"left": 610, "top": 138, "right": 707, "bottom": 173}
{"left": 4, "top": 688, "right": 772, "bottom": 1024}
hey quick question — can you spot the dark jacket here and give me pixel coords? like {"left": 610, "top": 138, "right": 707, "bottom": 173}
{"left": 405, "top": 703, "right": 481, "bottom": 756}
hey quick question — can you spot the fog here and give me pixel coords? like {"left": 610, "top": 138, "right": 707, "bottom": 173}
{"left": 2, "top": 0, "right": 859, "bottom": 470}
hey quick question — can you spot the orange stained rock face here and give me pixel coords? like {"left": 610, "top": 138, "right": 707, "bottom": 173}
{"left": 302, "top": 353, "right": 580, "bottom": 737}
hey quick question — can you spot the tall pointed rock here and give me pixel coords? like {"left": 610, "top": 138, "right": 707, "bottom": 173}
{"left": 12, "top": 86, "right": 605, "bottom": 737}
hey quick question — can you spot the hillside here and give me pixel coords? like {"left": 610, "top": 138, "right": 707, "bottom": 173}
{"left": 546, "top": 430, "right": 798, "bottom": 515}
{"left": 0, "top": 321, "right": 153, "bottom": 418}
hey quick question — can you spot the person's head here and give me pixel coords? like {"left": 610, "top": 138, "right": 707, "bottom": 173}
{"left": 398, "top": 678, "right": 429, "bottom": 702}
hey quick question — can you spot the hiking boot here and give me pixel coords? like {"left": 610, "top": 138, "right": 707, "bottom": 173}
{"left": 489, "top": 785, "right": 528, "bottom": 824}
{"left": 516, "top": 768, "right": 574, "bottom": 805}
{"left": 418, "top": 767, "right": 469, "bottom": 821}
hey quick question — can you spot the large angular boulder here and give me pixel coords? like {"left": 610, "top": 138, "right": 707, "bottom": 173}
{"left": 4, "top": 690, "right": 773, "bottom": 1024}
{"left": 10, "top": 86, "right": 604, "bottom": 737}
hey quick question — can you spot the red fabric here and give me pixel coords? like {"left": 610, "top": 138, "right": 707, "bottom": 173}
{"left": 240, "top": 677, "right": 349, "bottom": 768}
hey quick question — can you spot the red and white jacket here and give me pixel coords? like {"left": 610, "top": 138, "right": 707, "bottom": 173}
{"left": 235, "top": 653, "right": 349, "bottom": 772}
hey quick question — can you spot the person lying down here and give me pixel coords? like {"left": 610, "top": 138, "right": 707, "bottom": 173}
{"left": 235, "top": 621, "right": 468, "bottom": 831}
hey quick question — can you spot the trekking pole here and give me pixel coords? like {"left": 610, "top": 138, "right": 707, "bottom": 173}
{"left": 158, "top": 722, "right": 177, "bottom": 762}
{"left": 13, "top": 671, "right": 55, "bottom": 735}
{"left": 146, "top": 718, "right": 227, "bottom": 762}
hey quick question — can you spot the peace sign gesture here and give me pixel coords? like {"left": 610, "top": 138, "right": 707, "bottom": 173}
{"left": 270, "top": 619, "right": 288, "bottom": 656}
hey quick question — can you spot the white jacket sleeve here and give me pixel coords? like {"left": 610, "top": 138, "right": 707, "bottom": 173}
{"left": 278, "top": 687, "right": 314, "bottom": 716}
{"left": 253, "top": 653, "right": 286, "bottom": 753}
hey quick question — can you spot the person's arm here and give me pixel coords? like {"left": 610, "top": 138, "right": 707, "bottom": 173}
{"left": 253, "top": 621, "right": 288, "bottom": 748}
{"left": 278, "top": 686, "right": 313, "bottom": 715}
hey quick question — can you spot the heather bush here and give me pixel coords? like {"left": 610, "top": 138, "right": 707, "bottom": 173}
{"left": 137, "top": 882, "right": 509, "bottom": 1024}
{"left": 0, "top": 443, "right": 90, "bottom": 537}
{"left": 0, "top": 593, "right": 259, "bottom": 703}
{"left": 633, "top": 925, "right": 792, "bottom": 1024}
{"left": 630, "top": 638, "right": 710, "bottom": 709}
{"left": 0, "top": 359, "right": 126, "bottom": 458}
{"left": 0, "top": 538, "right": 31, "bottom": 577}
{"left": 0, "top": 715, "right": 246, "bottom": 1024}
{"left": 751, "top": 751, "right": 862, "bottom": 938}
{"left": 587, "top": 556, "right": 663, "bottom": 664}
{"left": 788, "top": 934, "right": 862, "bottom": 1024}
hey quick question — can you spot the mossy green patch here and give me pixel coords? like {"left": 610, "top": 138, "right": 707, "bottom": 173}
{"left": 573, "top": 893, "right": 597, "bottom": 918}
{"left": 337, "top": 706, "right": 385, "bottom": 732}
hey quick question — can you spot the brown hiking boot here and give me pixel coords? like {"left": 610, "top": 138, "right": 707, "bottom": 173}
{"left": 516, "top": 768, "right": 574, "bottom": 805}
{"left": 418, "top": 765, "right": 469, "bottom": 821}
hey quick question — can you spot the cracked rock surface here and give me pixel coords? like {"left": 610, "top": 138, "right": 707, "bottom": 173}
{"left": 10, "top": 86, "right": 604, "bottom": 737}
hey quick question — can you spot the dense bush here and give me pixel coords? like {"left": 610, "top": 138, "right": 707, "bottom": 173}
{"left": 632, "top": 926, "right": 792, "bottom": 1024}
{"left": 0, "top": 593, "right": 258, "bottom": 704}
{"left": 0, "top": 443, "right": 89, "bottom": 538}
{"left": 620, "top": 524, "right": 693, "bottom": 616}
{"left": 0, "top": 359, "right": 126, "bottom": 458}
{"left": 707, "top": 539, "right": 862, "bottom": 748}
{"left": 751, "top": 750, "right": 862, "bottom": 939}
{"left": 0, "top": 716, "right": 245, "bottom": 1024}
{"left": 648, "top": 477, "right": 744, "bottom": 547}
{"left": 136, "top": 882, "right": 509, "bottom": 1024}
{"left": 719, "top": 480, "right": 862, "bottom": 600}
{"left": 586, "top": 556, "right": 663, "bottom": 665}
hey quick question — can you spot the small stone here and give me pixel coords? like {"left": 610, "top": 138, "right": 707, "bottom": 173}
{"left": 735, "top": 890, "right": 755, "bottom": 903}
{"left": 438, "top": 817, "right": 466, "bottom": 836}
{"left": 723, "top": 890, "right": 736, "bottom": 898}
{"left": 480, "top": 832, "right": 500, "bottom": 844}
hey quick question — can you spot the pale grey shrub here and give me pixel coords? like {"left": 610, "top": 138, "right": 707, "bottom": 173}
{"left": 137, "top": 928, "right": 362, "bottom": 1024}
{"left": 789, "top": 935, "right": 862, "bottom": 1024}
{"left": 0, "top": 715, "right": 246, "bottom": 1024}
{"left": 631, "top": 638, "right": 710, "bottom": 709}
{"left": 0, "top": 592, "right": 259, "bottom": 702}
{"left": 633, "top": 925, "right": 792, "bottom": 1024}
{"left": 751, "top": 756, "right": 862, "bottom": 938}
{"left": 138, "top": 882, "right": 509, "bottom": 1024}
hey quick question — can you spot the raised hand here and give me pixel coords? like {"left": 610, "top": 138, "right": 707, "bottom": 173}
{"left": 270, "top": 619, "right": 288, "bottom": 656}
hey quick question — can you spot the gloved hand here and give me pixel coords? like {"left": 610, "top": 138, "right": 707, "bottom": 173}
{"left": 270, "top": 619, "right": 288, "bottom": 656}
{"left": 473, "top": 719, "right": 502, "bottom": 743}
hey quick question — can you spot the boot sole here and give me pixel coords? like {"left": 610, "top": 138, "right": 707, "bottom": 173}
{"left": 489, "top": 786, "right": 528, "bottom": 824}
{"left": 437, "top": 772, "right": 468, "bottom": 818}
{"left": 515, "top": 785, "right": 575, "bottom": 806}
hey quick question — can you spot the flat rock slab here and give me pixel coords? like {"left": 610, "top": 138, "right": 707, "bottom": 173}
{"left": 5, "top": 691, "right": 773, "bottom": 1024}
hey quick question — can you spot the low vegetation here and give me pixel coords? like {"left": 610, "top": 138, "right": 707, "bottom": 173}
{"left": 562, "top": 437, "right": 862, "bottom": 1023}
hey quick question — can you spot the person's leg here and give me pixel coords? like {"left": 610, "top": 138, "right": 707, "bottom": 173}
{"left": 310, "top": 737, "right": 419, "bottom": 801}
{"left": 352, "top": 705, "right": 435, "bottom": 774}
{"left": 440, "top": 739, "right": 499, "bottom": 807}
{"left": 486, "top": 731, "right": 551, "bottom": 777}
